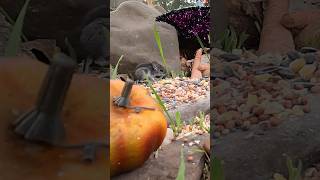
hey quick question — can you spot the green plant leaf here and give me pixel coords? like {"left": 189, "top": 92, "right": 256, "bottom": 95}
{"left": 237, "top": 31, "right": 249, "bottom": 49}
{"left": 145, "top": 76, "right": 179, "bottom": 136}
{"left": 229, "top": 26, "right": 238, "bottom": 50}
{"left": 65, "top": 37, "right": 77, "bottom": 60}
{"left": 153, "top": 23, "right": 168, "bottom": 70}
{"left": 111, "top": 55, "right": 124, "bottom": 79}
{"left": 212, "top": 157, "right": 225, "bottom": 180}
{"left": 176, "top": 148, "right": 185, "bottom": 180}
{"left": 5, "top": 0, "right": 30, "bottom": 56}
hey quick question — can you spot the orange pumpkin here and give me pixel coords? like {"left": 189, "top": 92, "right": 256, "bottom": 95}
{"left": 0, "top": 57, "right": 108, "bottom": 180}
{"left": 110, "top": 80, "right": 167, "bottom": 176}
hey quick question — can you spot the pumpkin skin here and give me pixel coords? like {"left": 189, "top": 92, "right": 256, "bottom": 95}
{"left": 110, "top": 80, "right": 167, "bottom": 176}
{"left": 0, "top": 57, "right": 108, "bottom": 180}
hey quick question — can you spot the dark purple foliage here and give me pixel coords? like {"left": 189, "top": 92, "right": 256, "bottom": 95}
{"left": 156, "top": 6, "right": 210, "bottom": 46}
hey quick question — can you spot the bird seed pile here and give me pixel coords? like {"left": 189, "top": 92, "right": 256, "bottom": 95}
{"left": 145, "top": 77, "right": 210, "bottom": 110}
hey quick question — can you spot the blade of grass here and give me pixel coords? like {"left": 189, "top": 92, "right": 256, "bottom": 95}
{"left": 65, "top": 37, "right": 77, "bottom": 60}
{"left": 145, "top": 76, "right": 178, "bottom": 135}
{"left": 111, "top": 55, "right": 124, "bottom": 79}
{"left": 0, "top": 7, "right": 28, "bottom": 42}
{"left": 237, "top": 31, "right": 249, "bottom": 49}
{"left": 195, "top": 34, "right": 209, "bottom": 59}
{"left": 176, "top": 148, "right": 185, "bottom": 180}
{"left": 230, "top": 26, "right": 238, "bottom": 50}
{"left": 212, "top": 157, "right": 225, "bottom": 180}
{"left": 153, "top": 23, "right": 170, "bottom": 74}
{"left": 4, "top": 0, "right": 31, "bottom": 56}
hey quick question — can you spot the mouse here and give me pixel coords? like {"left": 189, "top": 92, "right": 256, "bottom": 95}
{"left": 133, "top": 62, "right": 167, "bottom": 82}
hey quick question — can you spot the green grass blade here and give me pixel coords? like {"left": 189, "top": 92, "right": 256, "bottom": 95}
{"left": 237, "top": 31, "right": 249, "bottom": 49}
{"left": 0, "top": 7, "right": 28, "bottom": 42}
{"left": 195, "top": 34, "right": 209, "bottom": 59}
{"left": 229, "top": 26, "right": 238, "bottom": 50}
{"left": 65, "top": 37, "right": 77, "bottom": 60}
{"left": 4, "top": 0, "right": 31, "bottom": 56}
{"left": 111, "top": 55, "right": 124, "bottom": 79}
{"left": 153, "top": 23, "right": 169, "bottom": 73}
{"left": 176, "top": 149, "right": 185, "bottom": 180}
{"left": 145, "top": 76, "right": 178, "bottom": 135}
{"left": 212, "top": 157, "right": 225, "bottom": 180}
{"left": 286, "top": 156, "right": 294, "bottom": 180}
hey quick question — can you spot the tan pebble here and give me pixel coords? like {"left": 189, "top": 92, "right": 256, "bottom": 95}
{"left": 249, "top": 116, "right": 258, "bottom": 124}
{"left": 292, "top": 105, "right": 305, "bottom": 116}
{"left": 252, "top": 106, "right": 265, "bottom": 116}
{"left": 242, "top": 121, "right": 251, "bottom": 130}
{"left": 258, "top": 114, "right": 271, "bottom": 121}
{"left": 259, "top": 121, "right": 271, "bottom": 131}
{"left": 225, "top": 120, "right": 235, "bottom": 129}
{"left": 221, "top": 128, "right": 230, "bottom": 135}
{"left": 215, "top": 125, "right": 224, "bottom": 132}
{"left": 187, "top": 156, "right": 194, "bottom": 162}
{"left": 289, "top": 58, "right": 305, "bottom": 73}
{"left": 299, "top": 97, "right": 308, "bottom": 105}
{"left": 282, "top": 100, "right": 293, "bottom": 109}
{"left": 299, "top": 64, "right": 317, "bottom": 80}
{"left": 294, "top": 84, "right": 305, "bottom": 90}
{"left": 270, "top": 117, "right": 282, "bottom": 127}
{"left": 303, "top": 105, "right": 311, "bottom": 113}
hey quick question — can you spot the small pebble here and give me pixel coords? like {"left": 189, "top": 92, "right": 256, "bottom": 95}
{"left": 242, "top": 121, "right": 251, "bottom": 131}
{"left": 187, "top": 156, "right": 194, "bottom": 162}
{"left": 300, "top": 47, "right": 318, "bottom": 54}
{"left": 287, "top": 50, "right": 301, "bottom": 61}
{"left": 303, "top": 53, "right": 317, "bottom": 64}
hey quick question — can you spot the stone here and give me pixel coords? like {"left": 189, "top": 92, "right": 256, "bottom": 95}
{"left": 300, "top": 47, "right": 319, "bottom": 54}
{"left": 110, "top": 1, "right": 181, "bottom": 75}
{"left": 292, "top": 105, "right": 305, "bottom": 116}
{"left": 263, "top": 101, "right": 285, "bottom": 115}
{"left": 231, "top": 49, "right": 243, "bottom": 56}
{"left": 299, "top": 64, "right": 317, "bottom": 80}
{"left": 289, "top": 58, "right": 306, "bottom": 73}
{"left": 287, "top": 50, "right": 301, "bottom": 61}
{"left": 161, "top": 128, "right": 174, "bottom": 146}
{"left": 303, "top": 53, "right": 317, "bottom": 64}
{"left": 258, "top": 53, "right": 282, "bottom": 66}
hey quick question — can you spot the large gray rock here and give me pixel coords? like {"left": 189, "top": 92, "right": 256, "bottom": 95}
{"left": 110, "top": 0, "right": 144, "bottom": 10}
{"left": 110, "top": 1, "right": 181, "bottom": 75}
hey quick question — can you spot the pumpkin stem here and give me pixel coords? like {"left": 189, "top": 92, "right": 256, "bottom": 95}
{"left": 114, "top": 79, "right": 134, "bottom": 107}
{"left": 12, "top": 53, "right": 77, "bottom": 145}
{"left": 114, "top": 79, "right": 157, "bottom": 113}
